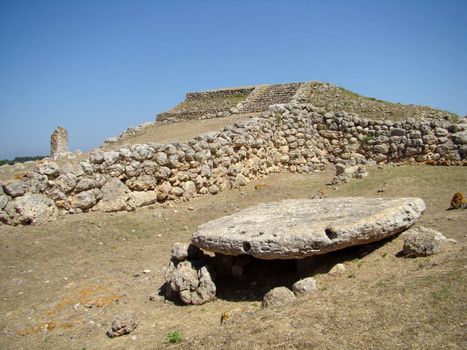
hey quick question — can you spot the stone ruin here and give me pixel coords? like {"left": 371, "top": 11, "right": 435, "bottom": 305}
{"left": 164, "top": 197, "right": 427, "bottom": 305}
{"left": 50, "top": 126, "right": 69, "bottom": 159}
{"left": 0, "top": 82, "right": 466, "bottom": 226}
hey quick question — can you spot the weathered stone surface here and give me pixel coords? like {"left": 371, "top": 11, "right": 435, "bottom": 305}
{"left": 262, "top": 287, "right": 296, "bottom": 308}
{"left": 156, "top": 181, "right": 172, "bottom": 201}
{"left": 71, "top": 190, "right": 97, "bottom": 210}
{"left": 170, "top": 242, "right": 203, "bottom": 261}
{"left": 451, "top": 130, "right": 467, "bottom": 145}
{"left": 192, "top": 197, "right": 425, "bottom": 259}
{"left": 328, "top": 263, "right": 346, "bottom": 275}
{"left": 0, "top": 194, "right": 10, "bottom": 210}
{"left": 74, "top": 178, "right": 96, "bottom": 192}
{"left": 171, "top": 242, "right": 191, "bottom": 261}
{"left": 3, "top": 180, "right": 29, "bottom": 198}
{"left": 103, "top": 150, "right": 120, "bottom": 165}
{"left": 96, "top": 178, "right": 135, "bottom": 212}
{"left": 4, "top": 194, "right": 57, "bottom": 225}
{"left": 132, "top": 191, "right": 157, "bottom": 207}
{"left": 131, "top": 144, "right": 154, "bottom": 161}
{"left": 292, "top": 277, "right": 318, "bottom": 295}
{"left": 182, "top": 181, "right": 197, "bottom": 198}
{"left": 50, "top": 126, "right": 69, "bottom": 158}
{"left": 402, "top": 227, "right": 446, "bottom": 257}
{"left": 36, "top": 161, "right": 60, "bottom": 178}
{"left": 164, "top": 260, "right": 216, "bottom": 305}
{"left": 89, "top": 150, "right": 105, "bottom": 164}
{"left": 54, "top": 173, "right": 77, "bottom": 193}
{"left": 1, "top": 89, "right": 465, "bottom": 227}
{"left": 106, "top": 313, "right": 138, "bottom": 338}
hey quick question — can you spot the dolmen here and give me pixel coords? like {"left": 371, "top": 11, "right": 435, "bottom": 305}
{"left": 164, "top": 197, "right": 425, "bottom": 304}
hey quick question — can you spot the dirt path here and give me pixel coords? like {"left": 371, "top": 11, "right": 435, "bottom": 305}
{"left": 0, "top": 165, "right": 466, "bottom": 349}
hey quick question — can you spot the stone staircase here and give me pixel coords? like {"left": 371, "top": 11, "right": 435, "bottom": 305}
{"left": 239, "top": 83, "right": 303, "bottom": 113}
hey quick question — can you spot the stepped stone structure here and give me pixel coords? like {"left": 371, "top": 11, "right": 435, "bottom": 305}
{"left": 50, "top": 126, "right": 69, "bottom": 159}
{"left": 1, "top": 82, "right": 465, "bottom": 226}
{"left": 156, "top": 83, "right": 304, "bottom": 124}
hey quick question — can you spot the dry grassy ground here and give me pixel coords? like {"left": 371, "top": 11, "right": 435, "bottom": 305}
{"left": 0, "top": 164, "right": 465, "bottom": 350}
{"left": 306, "top": 82, "right": 459, "bottom": 122}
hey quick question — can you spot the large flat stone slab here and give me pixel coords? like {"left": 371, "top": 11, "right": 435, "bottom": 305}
{"left": 192, "top": 197, "right": 425, "bottom": 259}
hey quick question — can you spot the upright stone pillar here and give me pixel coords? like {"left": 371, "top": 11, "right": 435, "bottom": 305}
{"left": 50, "top": 127, "right": 69, "bottom": 159}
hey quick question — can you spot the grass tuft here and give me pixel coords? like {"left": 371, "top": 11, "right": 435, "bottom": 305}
{"left": 166, "top": 330, "right": 183, "bottom": 344}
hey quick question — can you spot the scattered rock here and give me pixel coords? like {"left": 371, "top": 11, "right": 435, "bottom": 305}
{"left": 292, "top": 277, "right": 318, "bottom": 295}
{"left": 262, "top": 287, "right": 296, "bottom": 308}
{"left": 170, "top": 242, "right": 203, "bottom": 261}
{"left": 208, "top": 184, "right": 219, "bottom": 195}
{"left": 106, "top": 313, "right": 138, "bottom": 338}
{"left": 450, "top": 192, "right": 466, "bottom": 209}
{"left": 164, "top": 259, "right": 216, "bottom": 305}
{"left": 328, "top": 263, "right": 346, "bottom": 275}
{"left": 402, "top": 227, "right": 447, "bottom": 257}
{"left": 4, "top": 193, "right": 57, "bottom": 225}
{"left": 192, "top": 197, "right": 426, "bottom": 259}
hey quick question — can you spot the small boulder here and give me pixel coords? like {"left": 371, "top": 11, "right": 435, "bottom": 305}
{"left": 328, "top": 263, "right": 346, "bottom": 275}
{"left": 292, "top": 277, "right": 318, "bottom": 295}
{"left": 3, "top": 180, "right": 29, "bottom": 198}
{"left": 96, "top": 178, "right": 135, "bottom": 212}
{"left": 132, "top": 191, "right": 157, "bottom": 208}
{"left": 71, "top": 190, "right": 97, "bottom": 210}
{"left": 262, "top": 287, "right": 296, "bottom": 308}
{"left": 450, "top": 192, "right": 466, "bottom": 209}
{"left": 106, "top": 313, "right": 138, "bottom": 338}
{"left": 402, "top": 227, "right": 447, "bottom": 257}
{"left": 170, "top": 242, "right": 203, "bottom": 261}
{"left": 4, "top": 193, "right": 57, "bottom": 225}
{"left": 164, "top": 260, "right": 216, "bottom": 305}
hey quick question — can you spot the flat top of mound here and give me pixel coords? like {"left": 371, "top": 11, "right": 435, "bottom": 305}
{"left": 304, "top": 81, "right": 459, "bottom": 122}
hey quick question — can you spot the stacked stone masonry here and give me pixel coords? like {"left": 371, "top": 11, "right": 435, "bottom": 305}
{"left": 156, "top": 87, "right": 254, "bottom": 124}
{"left": 156, "top": 83, "right": 305, "bottom": 124}
{"left": 238, "top": 83, "right": 303, "bottom": 113}
{"left": 1, "top": 102, "right": 465, "bottom": 225}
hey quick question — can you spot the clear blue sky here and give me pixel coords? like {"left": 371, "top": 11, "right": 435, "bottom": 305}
{"left": 1, "top": 0, "right": 466, "bottom": 159}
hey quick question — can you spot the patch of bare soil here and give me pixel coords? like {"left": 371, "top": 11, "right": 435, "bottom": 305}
{"left": 0, "top": 165, "right": 466, "bottom": 349}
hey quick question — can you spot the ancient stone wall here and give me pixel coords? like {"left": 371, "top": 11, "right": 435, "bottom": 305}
{"left": 185, "top": 87, "right": 255, "bottom": 101}
{"left": 156, "top": 87, "right": 254, "bottom": 124}
{"left": 1, "top": 103, "right": 465, "bottom": 225}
